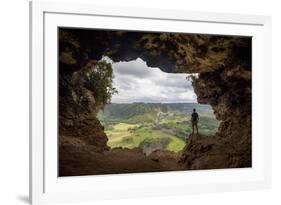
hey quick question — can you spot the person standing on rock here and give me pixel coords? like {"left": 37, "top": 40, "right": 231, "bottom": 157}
{"left": 191, "top": 108, "right": 199, "bottom": 135}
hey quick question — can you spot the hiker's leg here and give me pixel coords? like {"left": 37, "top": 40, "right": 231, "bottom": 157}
{"left": 192, "top": 123, "right": 194, "bottom": 134}
{"left": 196, "top": 123, "right": 198, "bottom": 134}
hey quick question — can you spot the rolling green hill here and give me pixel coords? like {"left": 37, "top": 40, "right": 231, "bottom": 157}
{"left": 97, "top": 103, "right": 219, "bottom": 154}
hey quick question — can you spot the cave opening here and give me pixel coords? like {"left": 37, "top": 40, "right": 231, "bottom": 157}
{"left": 97, "top": 57, "right": 220, "bottom": 155}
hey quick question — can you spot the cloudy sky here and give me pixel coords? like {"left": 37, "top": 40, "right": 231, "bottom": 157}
{"left": 105, "top": 57, "right": 197, "bottom": 104}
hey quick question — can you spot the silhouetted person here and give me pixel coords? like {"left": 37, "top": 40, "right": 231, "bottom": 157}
{"left": 191, "top": 108, "right": 199, "bottom": 135}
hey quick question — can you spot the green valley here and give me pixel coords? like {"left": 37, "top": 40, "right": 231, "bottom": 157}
{"left": 97, "top": 103, "right": 219, "bottom": 154}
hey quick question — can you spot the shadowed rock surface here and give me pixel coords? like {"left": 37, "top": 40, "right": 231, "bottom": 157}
{"left": 59, "top": 136, "right": 184, "bottom": 176}
{"left": 59, "top": 28, "right": 251, "bottom": 176}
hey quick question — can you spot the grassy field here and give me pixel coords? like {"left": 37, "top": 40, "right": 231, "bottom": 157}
{"left": 105, "top": 122, "right": 185, "bottom": 153}
{"left": 98, "top": 103, "right": 219, "bottom": 154}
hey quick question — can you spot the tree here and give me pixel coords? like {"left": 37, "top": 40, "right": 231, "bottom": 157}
{"left": 85, "top": 60, "right": 117, "bottom": 109}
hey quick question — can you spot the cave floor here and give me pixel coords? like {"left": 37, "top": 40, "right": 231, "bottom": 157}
{"left": 59, "top": 136, "right": 185, "bottom": 176}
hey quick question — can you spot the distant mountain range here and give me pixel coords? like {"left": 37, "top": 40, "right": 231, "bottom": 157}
{"left": 99, "top": 103, "right": 213, "bottom": 121}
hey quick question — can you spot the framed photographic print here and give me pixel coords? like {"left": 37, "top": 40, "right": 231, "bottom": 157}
{"left": 30, "top": 0, "right": 272, "bottom": 204}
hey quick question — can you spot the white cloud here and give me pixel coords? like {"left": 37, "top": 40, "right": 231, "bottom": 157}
{"left": 109, "top": 58, "right": 197, "bottom": 103}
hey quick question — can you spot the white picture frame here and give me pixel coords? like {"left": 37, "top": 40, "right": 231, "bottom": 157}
{"left": 29, "top": 0, "right": 272, "bottom": 204}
